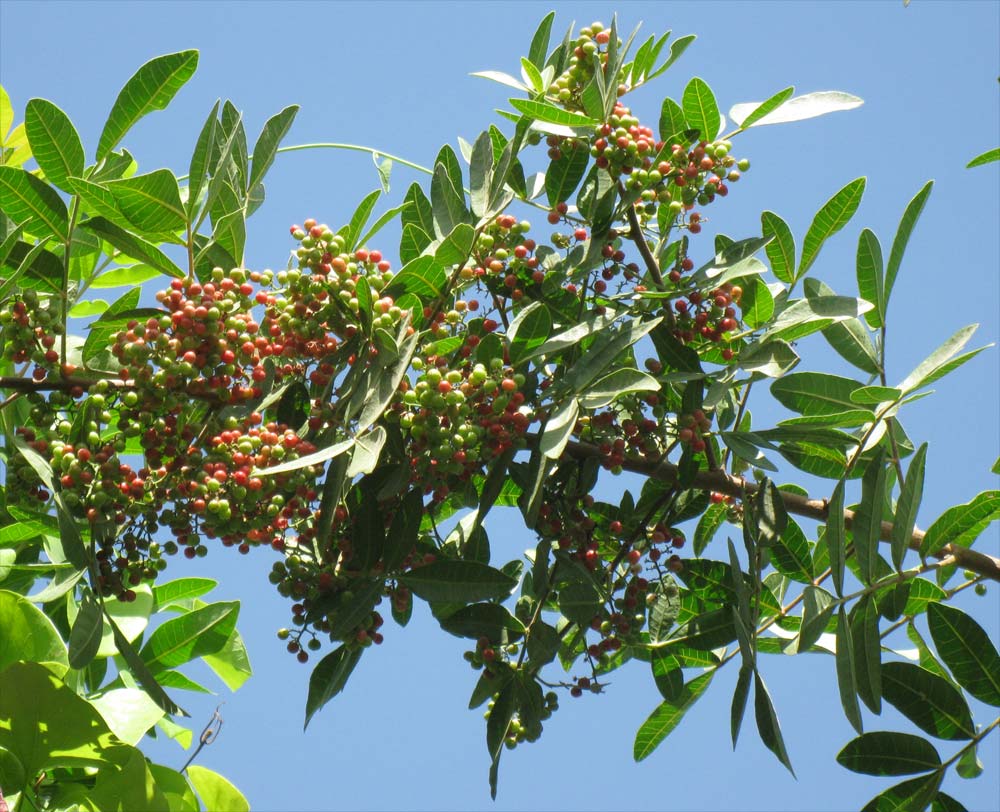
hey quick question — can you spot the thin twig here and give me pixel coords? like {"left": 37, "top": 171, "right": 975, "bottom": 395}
{"left": 549, "top": 435, "right": 1000, "bottom": 582}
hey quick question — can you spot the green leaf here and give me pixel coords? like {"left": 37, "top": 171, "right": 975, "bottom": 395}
{"left": 401, "top": 560, "right": 516, "bottom": 604}
{"left": 68, "top": 299, "right": 109, "bottom": 317}
{"left": 761, "top": 211, "right": 795, "bottom": 284}
{"left": 729, "top": 90, "right": 863, "bottom": 128}
{"left": 438, "top": 603, "right": 524, "bottom": 641}
{"left": 837, "top": 732, "right": 941, "bottom": 776}
{"left": 342, "top": 188, "right": 381, "bottom": 253}
{"left": 185, "top": 100, "right": 221, "bottom": 218}
{"left": 66, "top": 174, "right": 128, "bottom": 223}
{"left": 851, "top": 595, "right": 882, "bottom": 714}
{"left": 186, "top": 765, "right": 249, "bottom": 812}
{"left": 203, "top": 628, "right": 252, "bottom": 691}
{"left": 545, "top": 141, "right": 590, "bottom": 208}
{"left": 754, "top": 672, "right": 795, "bottom": 775}
{"left": 0, "top": 165, "right": 69, "bottom": 241}
{"left": 966, "top": 147, "right": 1000, "bottom": 168}
{"left": 527, "top": 11, "right": 556, "bottom": 68}
{"left": 803, "top": 276, "right": 882, "bottom": 376}
{"left": 106, "top": 169, "right": 186, "bottom": 233}
{"left": 732, "top": 86, "right": 795, "bottom": 130}
{"left": 435, "top": 222, "right": 475, "bottom": 268}
{"left": 927, "top": 602, "right": 1000, "bottom": 706}
{"left": 771, "top": 372, "right": 871, "bottom": 416}
{"left": 736, "top": 339, "right": 800, "bottom": 380}
{"left": 0, "top": 85, "right": 12, "bottom": 142}
{"left": 357, "top": 202, "right": 407, "bottom": 249}
{"left": 920, "top": 491, "right": 1000, "bottom": 558}
{"left": 633, "top": 669, "right": 715, "bottom": 761}
{"left": 835, "top": 605, "right": 864, "bottom": 733}
{"left": 0, "top": 662, "right": 117, "bottom": 782}
{"left": 647, "top": 35, "right": 697, "bottom": 81}
{"left": 67, "top": 588, "right": 104, "bottom": 669}
{"left": 24, "top": 98, "right": 85, "bottom": 192}
{"left": 897, "top": 324, "right": 987, "bottom": 395}
{"left": 682, "top": 77, "right": 721, "bottom": 142}
{"left": 385, "top": 254, "right": 446, "bottom": 301}
{"left": 469, "top": 131, "right": 494, "bottom": 218}
{"left": 578, "top": 368, "right": 659, "bottom": 410}
{"left": 853, "top": 450, "right": 888, "bottom": 584}
{"left": 738, "top": 276, "right": 775, "bottom": 329}
{"left": 955, "top": 742, "right": 983, "bottom": 780}
{"left": 658, "top": 97, "right": 687, "bottom": 143}
{"left": 89, "top": 687, "right": 165, "bottom": 746}
{"left": 767, "top": 294, "right": 874, "bottom": 342}
{"left": 470, "top": 71, "right": 529, "bottom": 93}
{"left": 149, "top": 764, "right": 199, "bottom": 811}
{"left": 881, "top": 662, "right": 975, "bottom": 740}
{"left": 80, "top": 215, "right": 184, "bottom": 278}
{"left": 248, "top": 104, "right": 298, "bottom": 190}
{"left": 797, "top": 177, "right": 866, "bottom": 281}
{"left": 139, "top": 601, "right": 239, "bottom": 673}
{"left": 303, "top": 644, "right": 363, "bottom": 729}
{"left": 539, "top": 397, "right": 578, "bottom": 461}
{"left": 892, "top": 443, "right": 927, "bottom": 570}
{"left": 153, "top": 577, "right": 219, "bottom": 611}
{"left": 861, "top": 771, "right": 943, "bottom": 812}
{"left": 856, "top": 228, "right": 885, "bottom": 328}
{"left": 0, "top": 589, "right": 68, "bottom": 675}
{"left": 562, "top": 316, "right": 663, "bottom": 394}
{"left": 509, "top": 98, "right": 597, "bottom": 128}
{"left": 885, "top": 181, "right": 933, "bottom": 307}
{"left": 97, "top": 51, "right": 199, "bottom": 160}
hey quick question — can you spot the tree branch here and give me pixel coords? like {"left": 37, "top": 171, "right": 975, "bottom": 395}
{"left": 554, "top": 437, "right": 1000, "bottom": 583}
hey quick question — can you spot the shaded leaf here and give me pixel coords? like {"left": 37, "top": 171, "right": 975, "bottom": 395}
{"left": 881, "top": 662, "right": 974, "bottom": 740}
{"left": 892, "top": 443, "right": 927, "bottom": 570}
{"left": 754, "top": 672, "right": 795, "bottom": 775}
{"left": 837, "top": 732, "right": 941, "bottom": 776}
{"left": 303, "top": 644, "right": 363, "bottom": 729}
{"left": 927, "top": 602, "right": 1000, "bottom": 706}
{"left": 401, "top": 561, "right": 517, "bottom": 604}
{"left": 836, "top": 605, "right": 864, "bottom": 733}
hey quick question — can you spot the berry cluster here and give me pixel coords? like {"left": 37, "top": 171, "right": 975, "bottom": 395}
{"left": 548, "top": 21, "right": 620, "bottom": 109}
{"left": 0, "top": 292, "right": 63, "bottom": 381}
{"left": 395, "top": 348, "right": 535, "bottom": 502}
{"left": 670, "top": 281, "right": 743, "bottom": 352}
{"left": 465, "top": 214, "right": 539, "bottom": 302}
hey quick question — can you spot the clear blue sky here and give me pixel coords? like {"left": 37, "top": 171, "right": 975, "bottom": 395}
{"left": 2, "top": 1, "right": 998, "bottom": 810}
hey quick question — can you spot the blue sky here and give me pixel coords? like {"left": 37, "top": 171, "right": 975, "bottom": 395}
{"left": 2, "top": 1, "right": 998, "bottom": 810}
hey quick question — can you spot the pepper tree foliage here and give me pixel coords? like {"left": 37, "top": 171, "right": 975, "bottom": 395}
{"left": 1, "top": 13, "right": 999, "bottom": 812}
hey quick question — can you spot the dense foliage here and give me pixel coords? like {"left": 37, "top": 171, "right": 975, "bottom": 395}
{"left": 0, "top": 12, "right": 998, "bottom": 811}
